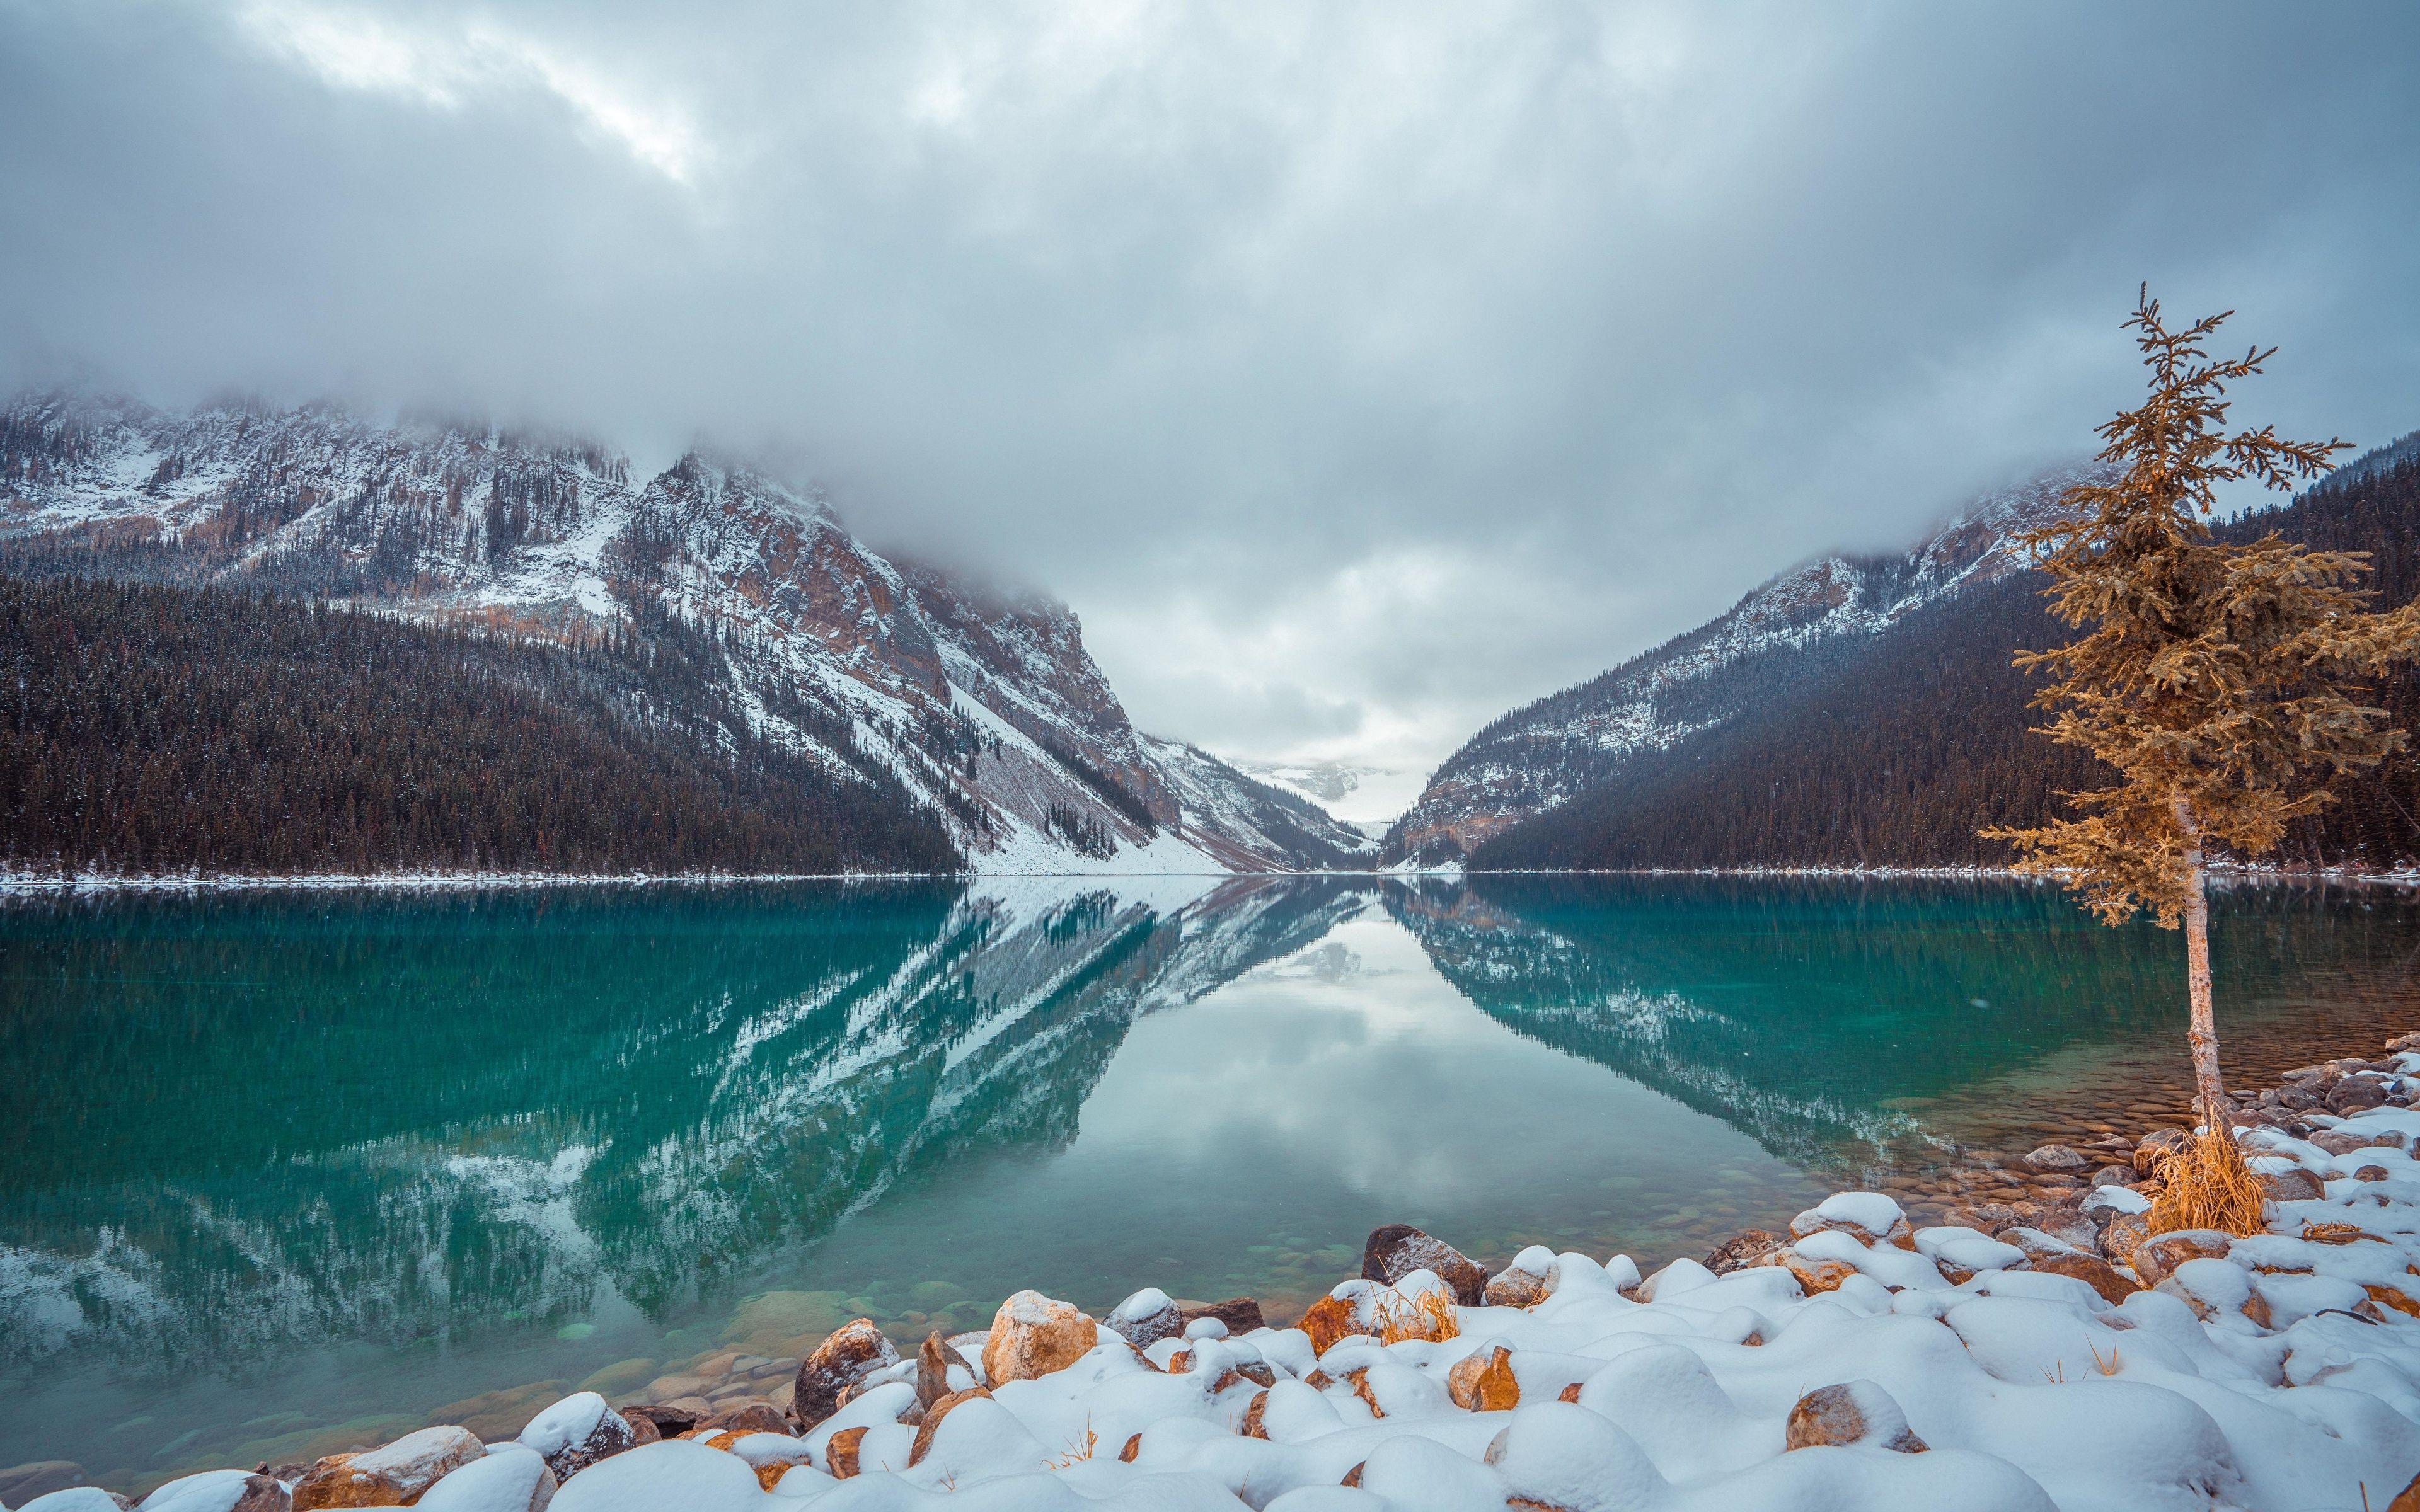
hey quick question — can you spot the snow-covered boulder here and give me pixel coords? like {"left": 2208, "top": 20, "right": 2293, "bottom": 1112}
{"left": 1360, "top": 1225, "right": 1486, "bottom": 1305}
{"left": 1787, "top": 1192, "right": 1915, "bottom": 1250}
{"left": 1103, "top": 1287, "right": 1184, "bottom": 1348}
{"left": 982, "top": 1291, "right": 1098, "bottom": 1385}
{"left": 1785, "top": 1380, "right": 1928, "bottom": 1452}
{"left": 412, "top": 1444, "right": 554, "bottom": 1512}
{"left": 1484, "top": 1245, "right": 1558, "bottom": 1306}
{"left": 291, "top": 1426, "right": 483, "bottom": 1509}
{"left": 516, "top": 1392, "right": 635, "bottom": 1482}
{"left": 790, "top": 1318, "right": 899, "bottom": 1428}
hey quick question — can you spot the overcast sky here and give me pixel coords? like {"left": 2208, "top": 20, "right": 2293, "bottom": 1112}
{"left": 4, "top": 1, "right": 2417, "bottom": 817}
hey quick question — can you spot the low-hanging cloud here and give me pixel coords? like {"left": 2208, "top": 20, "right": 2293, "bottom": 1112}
{"left": 3, "top": 1, "right": 2416, "bottom": 800}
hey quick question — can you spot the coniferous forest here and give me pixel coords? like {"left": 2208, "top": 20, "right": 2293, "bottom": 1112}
{"left": 0, "top": 572, "right": 964, "bottom": 877}
{"left": 1472, "top": 455, "right": 2420, "bottom": 873}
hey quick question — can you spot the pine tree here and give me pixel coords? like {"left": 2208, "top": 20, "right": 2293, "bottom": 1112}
{"left": 1988, "top": 289, "right": 2420, "bottom": 1230}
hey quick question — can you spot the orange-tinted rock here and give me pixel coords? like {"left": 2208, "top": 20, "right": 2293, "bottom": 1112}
{"left": 2366, "top": 1284, "right": 2420, "bottom": 1319}
{"left": 1241, "top": 1391, "right": 1270, "bottom": 1440}
{"left": 824, "top": 1426, "right": 868, "bottom": 1479}
{"left": 908, "top": 1386, "right": 992, "bottom": 1466}
{"left": 917, "top": 1332, "right": 974, "bottom": 1409}
{"left": 292, "top": 1426, "right": 485, "bottom": 1509}
{"left": 1447, "top": 1346, "right": 1521, "bottom": 1412}
{"left": 1780, "top": 1252, "right": 1857, "bottom": 1295}
{"left": 1347, "top": 1368, "right": 1384, "bottom": 1418}
{"left": 981, "top": 1292, "right": 1098, "bottom": 1385}
{"left": 1298, "top": 1294, "right": 1368, "bottom": 1354}
{"left": 1120, "top": 1435, "right": 1143, "bottom": 1463}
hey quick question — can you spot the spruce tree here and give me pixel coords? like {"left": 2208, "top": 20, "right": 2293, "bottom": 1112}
{"left": 1988, "top": 289, "right": 2420, "bottom": 1229}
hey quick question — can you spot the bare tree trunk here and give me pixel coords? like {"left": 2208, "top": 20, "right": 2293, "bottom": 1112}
{"left": 2174, "top": 796, "right": 2229, "bottom": 1138}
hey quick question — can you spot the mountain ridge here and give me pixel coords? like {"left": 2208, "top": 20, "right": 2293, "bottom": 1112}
{"left": 1381, "top": 462, "right": 2114, "bottom": 864}
{"left": 0, "top": 389, "right": 1369, "bottom": 876}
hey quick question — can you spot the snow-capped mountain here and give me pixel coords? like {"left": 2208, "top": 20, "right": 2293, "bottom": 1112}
{"left": 1381, "top": 462, "right": 2112, "bottom": 864}
{"left": 0, "top": 391, "right": 1364, "bottom": 873}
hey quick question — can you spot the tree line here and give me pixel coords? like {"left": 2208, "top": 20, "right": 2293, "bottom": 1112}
{"left": 0, "top": 573, "right": 964, "bottom": 877}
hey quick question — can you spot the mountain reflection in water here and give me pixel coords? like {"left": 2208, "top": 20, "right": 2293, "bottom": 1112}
{"left": 3, "top": 873, "right": 2414, "bottom": 1482}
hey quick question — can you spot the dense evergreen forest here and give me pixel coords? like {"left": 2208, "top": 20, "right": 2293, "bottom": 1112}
{"left": 0, "top": 573, "right": 964, "bottom": 877}
{"left": 1473, "top": 455, "right": 2420, "bottom": 872}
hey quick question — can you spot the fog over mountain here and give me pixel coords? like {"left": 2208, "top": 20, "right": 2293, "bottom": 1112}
{"left": 3, "top": 1, "right": 2416, "bottom": 798}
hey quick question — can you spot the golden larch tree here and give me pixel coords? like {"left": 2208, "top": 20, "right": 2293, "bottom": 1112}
{"left": 1988, "top": 289, "right": 2420, "bottom": 1233}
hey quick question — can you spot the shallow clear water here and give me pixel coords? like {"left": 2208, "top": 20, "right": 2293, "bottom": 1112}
{"left": 4, "top": 873, "right": 2416, "bottom": 1490}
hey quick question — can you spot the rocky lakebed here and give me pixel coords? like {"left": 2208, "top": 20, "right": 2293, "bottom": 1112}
{"left": 9, "top": 1036, "right": 2420, "bottom": 1512}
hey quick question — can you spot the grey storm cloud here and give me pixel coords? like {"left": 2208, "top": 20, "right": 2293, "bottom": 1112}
{"left": 4, "top": 0, "right": 2417, "bottom": 812}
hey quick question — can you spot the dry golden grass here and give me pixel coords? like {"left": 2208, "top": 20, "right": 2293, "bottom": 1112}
{"left": 2146, "top": 1130, "right": 2268, "bottom": 1238}
{"left": 1044, "top": 1420, "right": 1098, "bottom": 1469}
{"left": 1372, "top": 1288, "right": 1461, "bottom": 1344}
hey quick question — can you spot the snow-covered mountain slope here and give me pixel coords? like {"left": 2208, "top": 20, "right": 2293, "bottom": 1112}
{"left": 1382, "top": 462, "right": 2112, "bottom": 864}
{"left": 1138, "top": 736, "right": 1376, "bottom": 871}
{"left": 0, "top": 391, "right": 1329, "bottom": 873}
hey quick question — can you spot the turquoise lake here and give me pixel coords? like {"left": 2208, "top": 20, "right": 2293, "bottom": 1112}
{"left": 4, "top": 874, "right": 2417, "bottom": 1490}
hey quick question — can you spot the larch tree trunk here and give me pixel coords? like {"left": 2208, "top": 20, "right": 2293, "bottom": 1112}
{"left": 2174, "top": 794, "right": 2229, "bottom": 1138}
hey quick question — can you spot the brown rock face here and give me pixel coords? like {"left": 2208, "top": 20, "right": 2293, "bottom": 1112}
{"left": 2025, "top": 1144, "right": 2089, "bottom": 1172}
{"left": 908, "top": 1386, "right": 993, "bottom": 1466}
{"left": 291, "top": 1426, "right": 485, "bottom": 1509}
{"left": 792, "top": 1320, "right": 901, "bottom": 1429}
{"left": 1297, "top": 1294, "right": 1369, "bottom": 1354}
{"left": 1703, "top": 1230, "right": 1782, "bottom": 1276}
{"left": 2134, "top": 1129, "right": 2191, "bottom": 1177}
{"left": 229, "top": 1475, "right": 292, "bottom": 1512}
{"left": 1785, "top": 1383, "right": 1927, "bottom": 1453}
{"left": 2097, "top": 1211, "right": 2152, "bottom": 1265}
{"left": 2256, "top": 1167, "right": 2326, "bottom": 1203}
{"left": 622, "top": 1404, "right": 702, "bottom": 1440}
{"left": 1178, "top": 1298, "right": 1267, "bottom": 1336}
{"left": 918, "top": 1332, "right": 976, "bottom": 1409}
{"left": 981, "top": 1291, "right": 1099, "bottom": 1385}
{"left": 2025, "top": 1251, "right": 2143, "bottom": 1306}
{"left": 1446, "top": 1346, "right": 1521, "bottom": 1412}
{"left": 1361, "top": 1226, "right": 1487, "bottom": 1305}
{"left": 2129, "top": 1231, "right": 2233, "bottom": 1288}
{"left": 1483, "top": 1266, "right": 1550, "bottom": 1308}
{"left": 824, "top": 1426, "right": 867, "bottom": 1479}
{"left": 709, "top": 1404, "right": 791, "bottom": 1437}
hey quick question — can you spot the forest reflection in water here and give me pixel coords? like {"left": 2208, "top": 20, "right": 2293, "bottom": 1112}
{"left": 3, "top": 872, "right": 2414, "bottom": 1482}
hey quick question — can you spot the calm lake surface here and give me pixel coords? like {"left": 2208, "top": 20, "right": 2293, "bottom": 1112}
{"left": 5, "top": 873, "right": 2417, "bottom": 1488}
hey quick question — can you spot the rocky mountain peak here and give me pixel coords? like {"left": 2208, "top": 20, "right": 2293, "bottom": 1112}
{"left": 1381, "top": 460, "right": 2113, "bottom": 866}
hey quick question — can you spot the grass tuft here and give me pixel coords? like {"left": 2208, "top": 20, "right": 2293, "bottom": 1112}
{"left": 1373, "top": 1288, "right": 1462, "bottom": 1344}
{"left": 2146, "top": 1129, "right": 2268, "bottom": 1239}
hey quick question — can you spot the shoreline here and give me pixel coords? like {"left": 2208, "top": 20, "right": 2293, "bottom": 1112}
{"left": 25, "top": 1022, "right": 2420, "bottom": 1511}
{"left": 6, "top": 861, "right": 2415, "bottom": 896}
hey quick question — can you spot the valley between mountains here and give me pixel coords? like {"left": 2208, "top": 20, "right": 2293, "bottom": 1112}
{"left": 4, "top": 391, "right": 2416, "bottom": 880}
